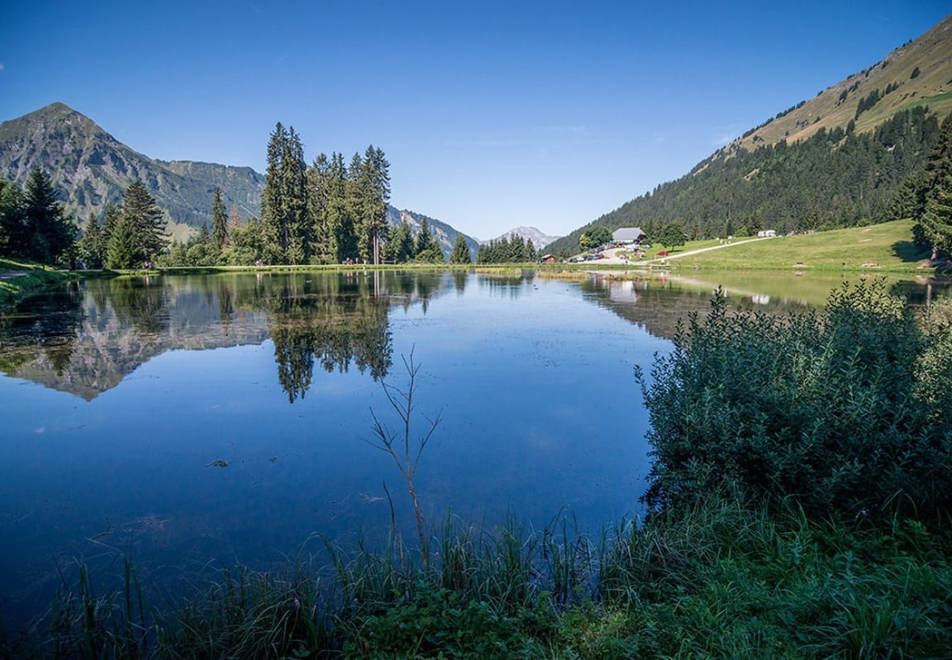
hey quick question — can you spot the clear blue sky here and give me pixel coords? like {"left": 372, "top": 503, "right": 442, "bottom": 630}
{"left": 1, "top": 1, "right": 949, "bottom": 238}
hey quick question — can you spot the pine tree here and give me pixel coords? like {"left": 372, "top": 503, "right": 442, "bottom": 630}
{"left": 329, "top": 152, "right": 357, "bottom": 262}
{"left": 346, "top": 152, "right": 366, "bottom": 261}
{"left": 78, "top": 215, "right": 104, "bottom": 268}
{"left": 282, "top": 127, "right": 309, "bottom": 264}
{"left": 355, "top": 145, "right": 390, "bottom": 264}
{"left": 0, "top": 178, "right": 24, "bottom": 256}
{"left": 414, "top": 218, "right": 443, "bottom": 262}
{"left": 105, "top": 214, "right": 140, "bottom": 269}
{"left": 121, "top": 180, "right": 167, "bottom": 265}
{"left": 211, "top": 188, "right": 228, "bottom": 249}
{"left": 916, "top": 115, "right": 952, "bottom": 259}
{"left": 450, "top": 234, "right": 471, "bottom": 264}
{"left": 23, "top": 168, "right": 76, "bottom": 263}
{"left": 261, "top": 122, "right": 288, "bottom": 262}
{"left": 386, "top": 220, "right": 414, "bottom": 262}
{"left": 920, "top": 170, "right": 952, "bottom": 260}
{"left": 307, "top": 153, "right": 334, "bottom": 263}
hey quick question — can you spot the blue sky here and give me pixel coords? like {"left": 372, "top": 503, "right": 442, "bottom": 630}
{"left": 1, "top": 1, "right": 949, "bottom": 238}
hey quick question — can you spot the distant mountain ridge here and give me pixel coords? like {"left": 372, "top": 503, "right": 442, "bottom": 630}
{"left": 548, "top": 13, "right": 952, "bottom": 255}
{"left": 0, "top": 102, "right": 477, "bottom": 255}
{"left": 481, "top": 226, "right": 561, "bottom": 250}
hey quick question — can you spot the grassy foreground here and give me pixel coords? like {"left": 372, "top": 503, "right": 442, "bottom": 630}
{"left": 6, "top": 496, "right": 951, "bottom": 658}
{"left": 0, "top": 258, "right": 74, "bottom": 310}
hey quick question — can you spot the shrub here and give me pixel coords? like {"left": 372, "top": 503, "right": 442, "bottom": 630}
{"left": 639, "top": 280, "right": 952, "bottom": 520}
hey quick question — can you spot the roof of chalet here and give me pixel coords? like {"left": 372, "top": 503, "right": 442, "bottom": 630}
{"left": 612, "top": 227, "right": 646, "bottom": 241}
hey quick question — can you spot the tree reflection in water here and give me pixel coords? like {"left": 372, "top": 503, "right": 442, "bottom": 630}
{"left": 0, "top": 271, "right": 455, "bottom": 402}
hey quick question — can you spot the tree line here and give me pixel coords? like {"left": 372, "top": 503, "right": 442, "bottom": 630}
{"left": 76, "top": 180, "right": 169, "bottom": 269}
{"left": 0, "top": 168, "right": 77, "bottom": 266}
{"left": 895, "top": 113, "right": 952, "bottom": 261}
{"left": 154, "top": 123, "right": 473, "bottom": 267}
{"left": 476, "top": 235, "right": 538, "bottom": 263}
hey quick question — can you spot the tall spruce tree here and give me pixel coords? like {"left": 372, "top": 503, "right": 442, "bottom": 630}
{"left": 101, "top": 201, "right": 120, "bottom": 242}
{"left": 307, "top": 153, "right": 335, "bottom": 263}
{"left": 920, "top": 168, "right": 952, "bottom": 260}
{"left": 282, "top": 128, "right": 310, "bottom": 264}
{"left": 414, "top": 218, "right": 442, "bottom": 262}
{"left": 105, "top": 214, "right": 140, "bottom": 269}
{"left": 328, "top": 152, "right": 357, "bottom": 261}
{"left": 0, "top": 178, "right": 24, "bottom": 256}
{"left": 386, "top": 220, "right": 414, "bottom": 262}
{"left": 261, "top": 122, "right": 288, "bottom": 262}
{"left": 22, "top": 168, "right": 76, "bottom": 264}
{"left": 916, "top": 115, "right": 952, "bottom": 260}
{"left": 346, "top": 152, "right": 366, "bottom": 261}
{"left": 121, "top": 180, "right": 167, "bottom": 265}
{"left": 211, "top": 188, "right": 228, "bottom": 249}
{"left": 78, "top": 215, "right": 104, "bottom": 268}
{"left": 450, "top": 234, "right": 471, "bottom": 264}
{"left": 355, "top": 145, "right": 390, "bottom": 264}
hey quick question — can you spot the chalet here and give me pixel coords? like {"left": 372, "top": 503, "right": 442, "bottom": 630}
{"left": 612, "top": 227, "right": 646, "bottom": 245}
{"left": 539, "top": 254, "right": 557, "bottom": 264}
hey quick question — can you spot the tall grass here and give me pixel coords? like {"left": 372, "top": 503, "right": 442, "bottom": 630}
{"left": 6, "top": 499, "right": 952, "bottom": 658}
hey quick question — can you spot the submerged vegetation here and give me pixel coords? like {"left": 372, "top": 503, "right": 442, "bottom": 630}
{"left": 6, "top": 281, "right": 952, "bottom": 657}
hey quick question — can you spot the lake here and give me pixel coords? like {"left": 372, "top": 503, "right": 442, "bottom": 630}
{"left": 0, "top": 269, "right": 947, "bottom": 625}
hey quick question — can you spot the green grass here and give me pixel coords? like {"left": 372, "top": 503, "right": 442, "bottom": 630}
{"left": 0, "top": 258, "right": 73, "bottom": 310}
{"left": 668, "top": 220, "right": 932, "bottom": 273}
{"left": 622, "top": 237, "right": 723, "bottom": 260}
{"left": 8, "top": 497, "right": 951, "bottom": 658}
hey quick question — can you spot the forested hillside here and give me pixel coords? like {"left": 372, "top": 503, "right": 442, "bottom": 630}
{"left": 548, "top": 14, "right": 952, "bottom": 254}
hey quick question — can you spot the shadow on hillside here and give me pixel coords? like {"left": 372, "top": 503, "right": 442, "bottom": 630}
{"left": 892, "top": 240, "right": 930, "bottom": 263}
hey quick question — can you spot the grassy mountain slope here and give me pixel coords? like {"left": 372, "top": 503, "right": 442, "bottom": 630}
{"left": 736, "top": 15, "right": 952, "bottom": 150}
{"left": 0, "top": 103, "right": 478, "bottom": 256}
{"left": 548, "top": 14, "right": 952, "bottom": 255}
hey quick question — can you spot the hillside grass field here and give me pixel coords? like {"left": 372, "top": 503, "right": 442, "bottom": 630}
{"left": 667, "top": 220, "right": 933, "bottom": 273}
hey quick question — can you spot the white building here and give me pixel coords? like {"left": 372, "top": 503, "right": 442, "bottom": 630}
{"left": 757, "top": 229, "right": 777, "bottom": 238}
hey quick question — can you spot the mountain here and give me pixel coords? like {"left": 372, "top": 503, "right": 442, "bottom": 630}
{"left": 482, "top": 226, "right": 561, "bottom": 250}
{"left": 0, "top": 103, "right": 263, "bottom": 238}
{"left": 0, "top": 103, "right": 477, "bottom": 255}
{"left": 547, "top": 14, "right": 952, "bottom": 255}
{"left": 387, "top": 207, "right": 478, "bottom": 258}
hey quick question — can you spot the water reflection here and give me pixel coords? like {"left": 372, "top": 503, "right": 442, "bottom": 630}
{"left": 0, "top": 268, "right": 949, "bottom": 628}
{"left": 0, "top": 271, "right": 453, "bottom": 402}
{"left": 0, "top": 270, "right": 949, "bottom": 403}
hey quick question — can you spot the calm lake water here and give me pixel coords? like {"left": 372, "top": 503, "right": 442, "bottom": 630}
{"left": 0, "top": 269, "right": 947, "bottom": 624}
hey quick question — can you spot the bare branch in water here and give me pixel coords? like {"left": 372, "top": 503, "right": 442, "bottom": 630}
{"left": 368, "top": 348, "right": 439, "bottom": 567}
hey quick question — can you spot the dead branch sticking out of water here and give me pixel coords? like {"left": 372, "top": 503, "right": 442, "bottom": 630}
{"left": 368, "top": 349, "right": 441, "bottom": 568}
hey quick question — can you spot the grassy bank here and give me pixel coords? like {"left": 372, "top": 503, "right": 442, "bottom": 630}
{"left": 7, "top": 496, "right": 951, "bottom": 658}
{"left": 0, "top": 258, "right": 74, "bottom": 310}
{"left": 663, "top": 220, "right": 933, "bottom": 273}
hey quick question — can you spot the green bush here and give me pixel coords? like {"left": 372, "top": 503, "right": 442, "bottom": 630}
{"left": 639, "top": 280, "right": 952, "bottom": 520}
